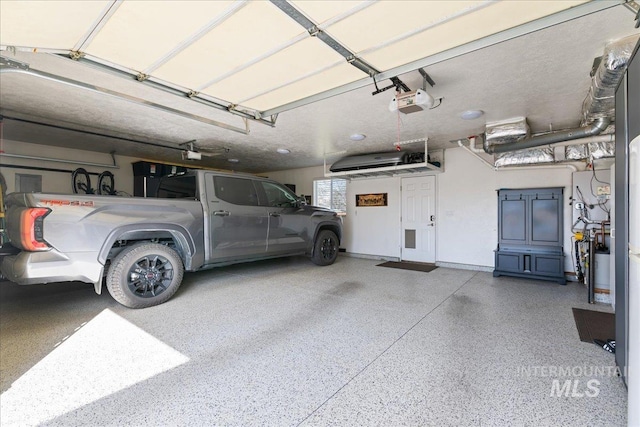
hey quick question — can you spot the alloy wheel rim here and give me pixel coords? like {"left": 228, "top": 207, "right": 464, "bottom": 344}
{"left": 320, "top": 237, "right": 337, "bottom": 260}
{"left": 127, "top": 255, "right": 174, "bottom": 298}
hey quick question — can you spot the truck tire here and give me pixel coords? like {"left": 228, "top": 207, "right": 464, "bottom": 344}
{"left": 106, "top": 242, "right": 184, "bottom": 308}
{"left": 311, "top": 230, "right": 339, "bottom": 266}
{"left": 97, "top": 171, "right": 115, "bottom": 195}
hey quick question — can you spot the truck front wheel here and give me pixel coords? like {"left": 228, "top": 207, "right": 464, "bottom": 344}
{"left": 106, "top": 242, "right": 184, "bottom": 308}
{"left": 311, "top": 230, "right": 339, "bottom": 266}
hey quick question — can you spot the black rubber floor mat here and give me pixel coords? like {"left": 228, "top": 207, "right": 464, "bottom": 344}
{"left": 572, "top": 308, "right": 615, "bottom": 343}
{"left": 376, "top": 261, "right": 438, "bottom": 273}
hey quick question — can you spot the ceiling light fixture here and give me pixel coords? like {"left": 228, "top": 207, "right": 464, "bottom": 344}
{"left": 276, "top": 148, "right": 291, "bottom": 154}
{"left": 461, "top": 110, "right": 484, "bottom": 120}
{"left": 349, "top": 134, "right": 366, "bottom": 141}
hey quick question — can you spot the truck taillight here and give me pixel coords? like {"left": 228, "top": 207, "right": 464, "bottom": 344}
{"left": 20, "top": 208, "right": 51, "bottom": 251}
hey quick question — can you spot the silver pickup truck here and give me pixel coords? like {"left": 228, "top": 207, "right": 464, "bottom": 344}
{"left": 1, "top": 170, "right": 342, "bottom": 308}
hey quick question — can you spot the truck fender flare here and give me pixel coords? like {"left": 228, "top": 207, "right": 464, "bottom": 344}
{"left": 310, "top": 222, "right": 342, "bottom": 255}
{"left": 98, "top": 224, "right": 197, "bottom": 268}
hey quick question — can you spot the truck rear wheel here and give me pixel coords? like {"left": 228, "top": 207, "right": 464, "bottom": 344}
{"left": 311, "top": 230, "right": 339, "bottom": 266}
{"left": 106, "top": 242, "right": 184, "bottom": 308}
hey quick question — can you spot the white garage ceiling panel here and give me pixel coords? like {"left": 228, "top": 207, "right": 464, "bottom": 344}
{"left": 290, "top": 1, "right": 368, "bottom": 26}
{"left": 203, "top": 37, "right": 345, "bottom": 106}
{"left": 151, "top": 1, "right": 304, "bottom": 91}
{"left": 242, "top": 62, "right": 364, "bottom": 112}
{"left": 84, "top": 1, "right": 235, "bottom": 72}
{"left": 360, "top": 0, "right": 588, "bottom": 70}
{"left": 0, "top": 1, "right": 110, "bottom": 49}
{"left": 323, "top": 1, "right": 486, "bottom": 54}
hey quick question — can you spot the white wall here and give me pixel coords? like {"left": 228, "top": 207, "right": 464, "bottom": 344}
{"left": 343, "top": 177, "right": 401, "bottom": 258}
{"left": 438, "top": 147, "right": 575, "bottom": 271}
{"left": 263, "top": 165, "right": 325, "bottom": 198}
{"left": 1, "top": 139, "right": 138, "bottom": 195}
{"left": 264, "top": 147, "right": 578, "bottom": 272}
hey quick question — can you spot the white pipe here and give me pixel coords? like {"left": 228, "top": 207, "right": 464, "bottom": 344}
{"left": 457, "top": 141, "right": 495, "bottom": 169}
{"left": 467, "top": 136, "right": 486, "bottom": 153}
{"left": 0, "top": 152, "right": 120, "bottom": 169}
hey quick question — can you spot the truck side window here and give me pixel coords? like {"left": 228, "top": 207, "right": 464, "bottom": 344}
{"left": 213, "top": 176, "right": 259, "bottom": 206}
{"left": 157, "top": 175, "right": 197, "bottom": 199}
{"left": 260, "top": 182, "right": 298, "bottom": 208}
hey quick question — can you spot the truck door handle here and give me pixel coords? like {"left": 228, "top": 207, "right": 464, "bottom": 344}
{"left": 213, "top": 210, "right": 230, "bottom": 216}
{"left": 269, "top": 212, "right": 281, "bottom": 217}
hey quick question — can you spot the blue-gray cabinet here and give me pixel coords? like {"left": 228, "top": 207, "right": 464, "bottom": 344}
{"left": 493, "top": 187, "right": 566, "bottom": 284}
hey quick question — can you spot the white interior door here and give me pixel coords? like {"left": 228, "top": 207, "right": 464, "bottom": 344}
{"left": 401, "top": 176, "right": 436, "bottom": 263}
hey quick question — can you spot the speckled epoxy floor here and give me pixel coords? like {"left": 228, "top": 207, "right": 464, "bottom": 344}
{"left": 0, "top": 256, "right": 626, "bottom": 426}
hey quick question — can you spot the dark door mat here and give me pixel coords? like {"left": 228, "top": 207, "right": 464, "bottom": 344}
{"left": 377, "top": 261, "right": 438, "bottom": 273}
{"left": 572, "top": 308, "right": 615, "bottom": 343}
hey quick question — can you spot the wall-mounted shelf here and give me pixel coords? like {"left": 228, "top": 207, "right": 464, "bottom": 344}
{"left": 324, "top": 140, "right": 444, "bottom": 180}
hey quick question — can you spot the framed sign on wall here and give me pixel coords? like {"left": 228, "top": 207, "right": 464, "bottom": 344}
{"left": 356, "top": 193, "right": 388, "bottom": 207}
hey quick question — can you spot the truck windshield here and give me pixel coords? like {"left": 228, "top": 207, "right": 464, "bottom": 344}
{"left": 157, "top": 175, "right": 197, "bottom": 199}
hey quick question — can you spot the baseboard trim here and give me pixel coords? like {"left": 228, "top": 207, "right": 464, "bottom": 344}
{"left": 342, "top": 252, "right": 400, "bottom": 262}
{"left": 594, "top": 292, "right": 612, "bottom": 304}
{"left": 435, "top": 261, "right": 493, "bottom": 273}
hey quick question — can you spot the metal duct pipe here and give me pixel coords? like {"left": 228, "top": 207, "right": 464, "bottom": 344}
{"left": 547, "top": 133, "right": 613, "bottom": 149}
{"left": 457, "top": 141, "right": 579, "bottom": 172}
{"left": 484, "top": 117, "right": 610, "bottom": 154}
{"left": 582, "top": 34, "right": 639, "bottom": 124}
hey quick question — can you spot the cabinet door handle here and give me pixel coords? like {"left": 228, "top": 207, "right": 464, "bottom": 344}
{"left": 269, "top": 212, "right": 281, "bottom": 217}
{"left": 213, "top": 210, "right": 230, "bottom": 216}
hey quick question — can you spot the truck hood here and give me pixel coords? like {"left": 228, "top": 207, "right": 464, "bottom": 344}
{"left": 302, "top": 205, "right": 338, "bottom": 216}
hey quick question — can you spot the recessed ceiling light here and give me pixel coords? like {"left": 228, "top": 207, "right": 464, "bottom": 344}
{"left": 228, "top": 158, "right": 239, "bottom": 163}
{"left": 276, "top": 148, "right": 290, "bottom": 154}
{"left": 349, "top": 133, "right": 366, "bottom": 141}
{"left": 460, "top": 110, "right": 484, "bottom": 120}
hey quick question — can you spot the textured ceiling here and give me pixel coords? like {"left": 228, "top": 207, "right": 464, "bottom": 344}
{"left": 0, "top": 1, "right": 639, "bottom": 173}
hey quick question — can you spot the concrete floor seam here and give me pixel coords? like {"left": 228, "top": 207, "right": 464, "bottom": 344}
{"left": 296, "top": 272, "right": 479, "bottom": 426}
